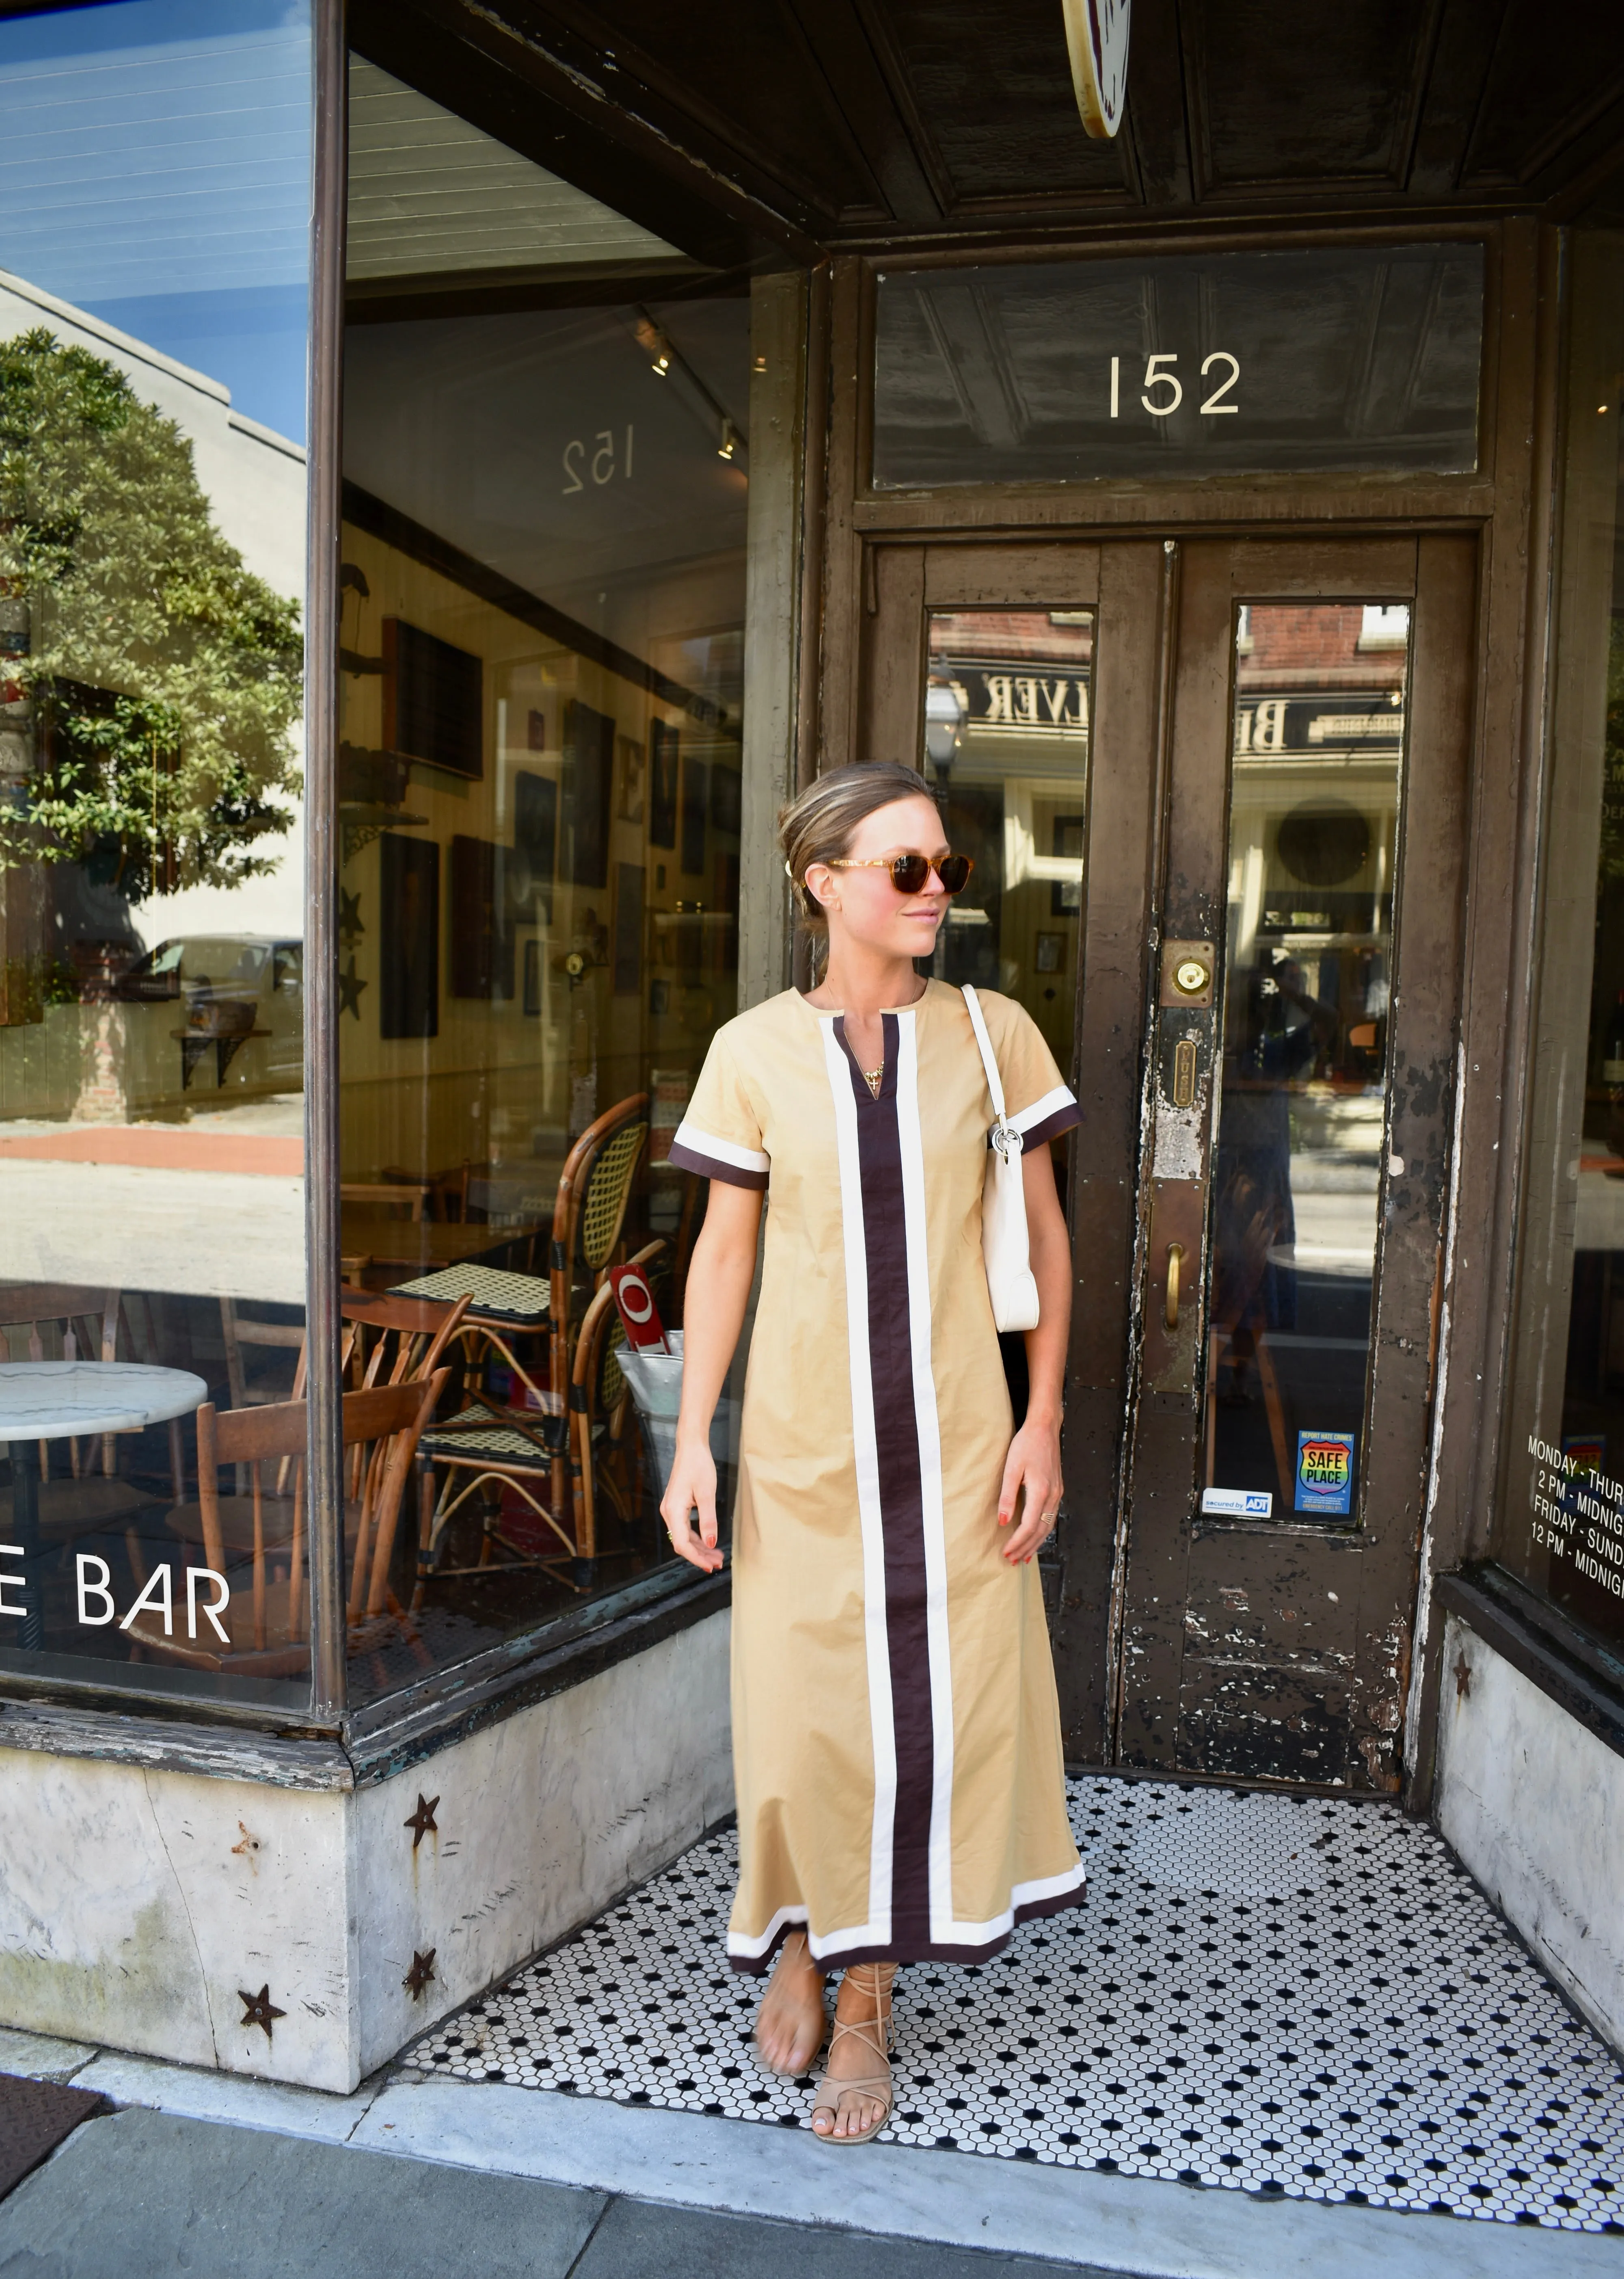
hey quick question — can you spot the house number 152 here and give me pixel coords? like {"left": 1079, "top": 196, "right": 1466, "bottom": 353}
{"left": 1109, "top": 353, "right": 1240, "bottom": 417}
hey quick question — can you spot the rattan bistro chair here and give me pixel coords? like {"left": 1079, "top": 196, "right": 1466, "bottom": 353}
{"left": 544, "top": 1093, "right": 648, "bottom": 1521}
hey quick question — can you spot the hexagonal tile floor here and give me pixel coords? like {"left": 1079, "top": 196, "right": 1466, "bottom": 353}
{"left": 400, "top": 1776, "right": 1624, "bottom": 2232}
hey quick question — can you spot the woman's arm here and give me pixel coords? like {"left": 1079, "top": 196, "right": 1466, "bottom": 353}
{"left": 998, "top": 1141, "right": 1072, "bottom": 1563}
{"left": 659, "top": 1179, "right": 763, "bottom": 1572}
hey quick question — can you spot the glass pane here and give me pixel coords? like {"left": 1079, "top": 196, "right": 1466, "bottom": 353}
{"left": 922, "top": 611, "right": 1091, "bottom": 1073}
{"left": 1497, "top": 225, "right": 1624, "bottom": 1652}
{"left": 340, "top": 58, "right": 748, "bottom": 1703}
{"left": 875, "top": 246, "right": 1483, "bottom": 489}
{"left": 0, "top": 0, "right": 311, "bottom": 1705}
{"left": 1202, "top": 603, "right": 1408, "bottom": 1526}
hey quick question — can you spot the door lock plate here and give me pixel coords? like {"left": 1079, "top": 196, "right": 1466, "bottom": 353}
{"left": 1161, "top": 941, "right": 1215, "bottom": 1006}
{"left": 1172, "top": 1035, "right": 1198, "bottom": 1107}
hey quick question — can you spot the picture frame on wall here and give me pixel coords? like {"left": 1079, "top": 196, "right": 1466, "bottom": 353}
{"left": 510, "top": 770, "right": 556, "bottom": 920}
{"left": 650, "top": 719, "right": 679, "bottom": 849}
{"left": 709, "top": 763, "right": 741, "bottom": 836}
{"left": 680, "top": 757, "right": 708, "bottom": 876}
{"left": 378, "top": 834, "right": 439, "bottom": 1039}
{"left": 617, "top": 735, "right": 645, "bottom": 823}
{"left": 382, "top": 618, "right": 483, "bottom": 780}
{"left": 450, "top": 835, "right": 515, "bottom": 999}
{"left": 562, "top": 699, "right": 615, "bottom": 888}
{"left": 613, "top": 860, "right": 644, "bottom": 997}
{"left": 1034, "top": 930, "right": 1064, "bottom": 973}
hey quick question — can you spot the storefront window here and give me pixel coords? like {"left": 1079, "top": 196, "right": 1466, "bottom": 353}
{"left": 1498, "top": 224, "right": 1624, "bottom": 1650}
{"left": 337, "top": 56, "right": 748, "bottom": 1701}
{"left": 0, "top": 0, "right": 311, "bottom": 1704}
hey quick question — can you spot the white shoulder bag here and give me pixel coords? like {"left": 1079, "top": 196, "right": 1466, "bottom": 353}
{"left": 962, "top": 985, "right": 1041, "bottom": 1333}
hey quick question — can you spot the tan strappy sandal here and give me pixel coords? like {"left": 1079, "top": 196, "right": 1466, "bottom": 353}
{"left": 811, "top": 1962, "right": 895, "bottom": 2146}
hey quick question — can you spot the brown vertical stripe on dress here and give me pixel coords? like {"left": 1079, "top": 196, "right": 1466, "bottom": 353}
{"left": 836, "top": 1011, "right": 933, "bottom": 1950}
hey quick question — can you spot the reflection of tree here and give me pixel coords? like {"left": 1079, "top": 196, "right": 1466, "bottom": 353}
{"left": 0, "top": 330, "right": 301, "bottom": 899}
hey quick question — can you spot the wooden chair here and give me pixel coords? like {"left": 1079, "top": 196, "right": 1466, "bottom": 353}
{"left": 164, "top": 1290, "right": 466, "bottom": 1564}
{"left": 380, "top": 1162, "right": 469, "bottom": 1223}
{"left": 128, "top": 1374, "right": 447, "bottom": 1676}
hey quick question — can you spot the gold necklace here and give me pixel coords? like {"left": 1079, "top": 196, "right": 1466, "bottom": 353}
{"left": 863, "top": 1064, "right": 884, "bottom": 1097}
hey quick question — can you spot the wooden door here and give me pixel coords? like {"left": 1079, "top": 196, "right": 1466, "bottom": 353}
{"left": 855, "top": 531, "right": 1474, "bottom": 1791}
{"left": 1119, "top": 535, "right": 1474, "bottom": 1790}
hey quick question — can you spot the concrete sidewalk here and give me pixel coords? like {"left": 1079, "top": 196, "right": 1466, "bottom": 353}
{"left": 0, "top": 2105, "right": 1098, "bottom": 2279}
{"left": 0, "top": 2030, "right": 1618, "bottom": 2279}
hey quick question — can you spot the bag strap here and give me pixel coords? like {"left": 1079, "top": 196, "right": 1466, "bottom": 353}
{"left": 961, "top": 985, "right": 1013, "bottom": 1134}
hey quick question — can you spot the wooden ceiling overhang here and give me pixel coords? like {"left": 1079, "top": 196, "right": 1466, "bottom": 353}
{"left": 348, "top": 0, "right": 1624, "bottom": 287}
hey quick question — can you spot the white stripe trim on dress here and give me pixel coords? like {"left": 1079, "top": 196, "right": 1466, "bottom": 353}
{"left": 935, "top": 1858, "right": 1090, "bottom": 1948}
{"left": 1009, "top": 1083, "right": 1076, "bottom": 1137}
{"left": 820, "top": 1014, "right": 895, "bottom": 1951}
{"left": 669, "top": 1119, "right": 769, "bottom": 1175}
{"left": 894, "top": 1009, "right": 958, "bottom": 1945}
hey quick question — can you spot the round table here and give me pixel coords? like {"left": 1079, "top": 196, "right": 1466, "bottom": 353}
{"left": 0, "top": 1363, "right": 207, "bottom": 1650}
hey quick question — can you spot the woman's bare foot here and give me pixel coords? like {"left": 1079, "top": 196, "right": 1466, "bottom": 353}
{"left": 754, "top": 1931, "right": 826, "bottom": 2076}
{"left": 810, "top": 1964, "right": 895, "bottom": 2141}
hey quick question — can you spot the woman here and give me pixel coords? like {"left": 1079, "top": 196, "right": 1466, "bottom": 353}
{"left": 662, "top": 761, "right": 1085, "bottom": 2146}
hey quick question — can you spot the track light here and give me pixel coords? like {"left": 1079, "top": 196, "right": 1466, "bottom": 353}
{"left": 718, "top": 418, "right": 738, "bottom": 461}
{"left": 635, "top": 316, "right": 672, "bottom": 376}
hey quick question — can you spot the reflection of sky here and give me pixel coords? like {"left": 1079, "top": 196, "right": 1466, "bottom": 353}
{"left": 0, "top": 0, "right": 309, "bottom": 442}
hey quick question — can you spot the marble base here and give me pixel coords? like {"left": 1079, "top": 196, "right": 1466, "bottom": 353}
{"left": 1434, "top": 1611, "right": 1624, "bottom": 2054}
{"left": 0, "top": 1610, "right": 732, "bottom": 2092}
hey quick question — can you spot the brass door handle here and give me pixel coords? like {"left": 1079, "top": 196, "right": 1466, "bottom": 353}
{"left": 1164, "top": 1242, "right": 1186, "bottom": 1332}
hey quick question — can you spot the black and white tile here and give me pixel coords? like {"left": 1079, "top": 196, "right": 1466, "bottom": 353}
{"left": 400, "top": 1777, "right": 1624, "bottom": 2233}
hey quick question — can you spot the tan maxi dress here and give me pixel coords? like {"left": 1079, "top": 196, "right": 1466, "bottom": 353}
{"left": 669, "top": 978, "right": 1087, "bottom": 1975}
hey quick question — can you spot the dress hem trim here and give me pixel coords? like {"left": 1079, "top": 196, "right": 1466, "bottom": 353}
{"left": 725, "top": 1872, "right": 1088, "bottom": 1977}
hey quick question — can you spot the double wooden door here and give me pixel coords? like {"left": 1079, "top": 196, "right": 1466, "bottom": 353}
{"left": 860, "top": 532, "right": 1474, "bottom": 1789}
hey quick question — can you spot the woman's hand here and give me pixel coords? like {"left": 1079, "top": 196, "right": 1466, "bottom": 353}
{"left": 998, "top": 1415, "right": 1063, "bottom": 1563}
{"left": 661, "top": 1434, "right": 725, "bottom": 1573}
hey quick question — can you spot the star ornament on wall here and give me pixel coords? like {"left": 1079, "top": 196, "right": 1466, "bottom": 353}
{"left": 404, "top": 1948, "right": 437, "bottom": 2000}
{"left": 339, "top": 887, "right": 365, "bottom": 948}
{"left": 239, "top": 1985, "right": 285, "bottom": 2041}
{"left": 338, "top": 955, "right": 367, "bottom": 1019}
{"left": 404, "top": 1793, "right": 439, "bottom": 1849}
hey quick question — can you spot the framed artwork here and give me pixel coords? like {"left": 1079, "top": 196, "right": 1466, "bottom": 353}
{"left": 617, "top": 736, "right": 645, "bottom": 823}
{"left": 562, "top": 698, "right": 615, "bottom": 887}
{"left": 1034, "top": 930, "right": 1064, "bottom": 973}
{"left": 526, "top": 709, "right": 546, "bottom": 752}
{"left": 1050, "top": 815, "right": 1086, "bottom": 917}
{"left": 649, "top": 719, "right": 679, "bottom": 849}
{"left": 613, "top": 861, "right": 644, "bottom": 996}
{"left": 449, "top": 835, "right": 515, "bottom": 999}
{"left": 511, "top": 770, "right": 556, "bottom": 918}
{"left": 709, "top": 763, "right": 741, "bottom": 836}
{"left": 382, "top": 618, "right": 483, "bottom": 779}
{"left": 378, "top": 835, "right": 438, "bottom": 1039}
{"left": 680, "top": 757, "right": 708, "bottom": 876}
{"left": 523, "top": 937, "right": 542, "bottom": 1017}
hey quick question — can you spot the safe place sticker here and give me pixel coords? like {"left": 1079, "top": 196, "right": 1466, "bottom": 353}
{"left": 1296, "top": 1430, "right": 1355, "bottom": 1516}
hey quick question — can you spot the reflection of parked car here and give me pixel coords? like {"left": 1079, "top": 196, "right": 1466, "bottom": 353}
{"left": 118, "top": 935, "right": 303, "bottom": 1089}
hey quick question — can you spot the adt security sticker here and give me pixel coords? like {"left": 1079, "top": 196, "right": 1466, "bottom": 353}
{"left": 1200, "top": 1488, "right": 1272, "bottom": 1518}
{"left": 1296, "top": 1431, "right": 1355, "bottom": 1516}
